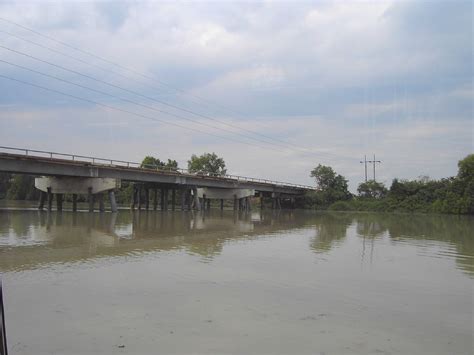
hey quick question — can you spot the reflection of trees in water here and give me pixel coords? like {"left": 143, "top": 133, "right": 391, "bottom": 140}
{"left": 307, "top": 212, "right": 474, "bottom": 277}
{"left": 310, "top": 213, "right": 352, "bottom": 253}
{"left": 2, "top": 210, "right": 473, "bottom": 276}
{"left": 355, "top": 214, "right": 389, "bottom": 239}
{"left": 350, "top": 213, "right": 474, "bottom": 276}
{"left": 384, "top": 214, "right": 474, "bottom": 276}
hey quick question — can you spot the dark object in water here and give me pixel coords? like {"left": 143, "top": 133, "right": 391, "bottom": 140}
{"left": 0, "top": 279, "right": 7, "bottom": 355}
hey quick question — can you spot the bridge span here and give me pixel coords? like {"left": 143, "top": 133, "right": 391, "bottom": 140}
{"left": 0, "top": 146, "right": 314, "bottom": 212}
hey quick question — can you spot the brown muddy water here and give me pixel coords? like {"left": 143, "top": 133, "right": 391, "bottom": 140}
{"left": 0, "top": 208, "right": 473, "bottom": 355}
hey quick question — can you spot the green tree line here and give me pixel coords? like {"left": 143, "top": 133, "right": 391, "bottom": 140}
{"left": 305, "top": 154, "right": 474, "bottom": 214}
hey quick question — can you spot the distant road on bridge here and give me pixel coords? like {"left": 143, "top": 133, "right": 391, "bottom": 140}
{"left": 0, "top": 146, "right": 314, "bottom": 195}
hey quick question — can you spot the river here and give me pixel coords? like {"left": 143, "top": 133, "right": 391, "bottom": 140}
{"left": 0, "top": 208, "right": 473, "bottom": 354}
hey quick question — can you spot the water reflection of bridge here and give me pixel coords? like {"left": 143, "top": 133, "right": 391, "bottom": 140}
{"left": 0, "top": 210, "right": 308, "bottom": 271}
{"left": 0, "top": 211, "right": 472, "bottom": 276}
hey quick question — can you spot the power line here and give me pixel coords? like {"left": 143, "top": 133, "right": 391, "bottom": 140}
{"left": 0, "top": 58, "right": 297, "bottom": 153}
{"left": 0, "top": 74, "right": 289, "bottom": 153}
{"left": 0, "top": 44, "right": 294, "bottom": 151}
{"left": 0, "top": 45, "right": 355, "bottom": 162}
{"left": 0, "top": 43, "right": 338, "bottom": 157}
{"left": 0, "top": 17, "right": 316, "bottom": 152}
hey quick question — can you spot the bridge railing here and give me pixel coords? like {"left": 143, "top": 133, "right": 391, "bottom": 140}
{"left": 0, "top": 146, "right": 315, "bottom": 190}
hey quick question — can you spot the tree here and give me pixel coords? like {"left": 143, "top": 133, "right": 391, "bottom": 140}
{"left": 141, "top": 156, "right": 162, "bottom": 168}
{"left": 456, "top": 154, "right": 474, "bottom": 213}
{"left": 6, "top": 174, "right": 38, "bottom": 200}
{"left": 357, "top": 180, "right": 387, "bottom": 199}
{"left": 188, "top": 153, "right": 227, "bottom": 176}
{"left": 457, "top": 154, "right": 474, "bottom": 182}
{"left": 309, "top": 164, "right": 350, "bottom": 206}
{"left": 164, "top": 159, "right": 178, "bottom": 171}
{"left": 0, "top": 173, "right": 11, "bottom": 199}
{"left": 141, "top": 156, "right": 178, "bottom": 171}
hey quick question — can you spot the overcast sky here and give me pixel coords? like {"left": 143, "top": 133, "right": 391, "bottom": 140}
{"left": 0, "top": 0, "right": 472, "bottom": 191}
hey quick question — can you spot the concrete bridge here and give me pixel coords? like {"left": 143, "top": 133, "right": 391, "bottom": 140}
{"left": 0, "top": 146, "right": 314, "bottom": 212}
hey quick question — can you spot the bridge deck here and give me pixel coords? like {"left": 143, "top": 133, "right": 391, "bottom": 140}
{"left": 0, "top": 149, "right": 314, "bottom": 195}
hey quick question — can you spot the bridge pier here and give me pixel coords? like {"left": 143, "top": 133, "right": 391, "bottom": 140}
{"left": 187, "top": 189, "right": 192, "bottom": 210}
{"left": 47, "top": 187, "right": 53, "bottom": 211}
{"left": 164, "top": 189, "right": 169, "bottom": 211}
{"left": 72, "top": 194, "right": 78, "bottom": 212}
{"left": 145, "top": 188, "right": 150, "bottom": 210}
{"left": 172, "top": 189, "right": 176, "bottom": 211}
{"left": 153, "top": 188, "right": 158, "bottom": 210}
{"left": 98, "top": 194, "right": 105, "bottom": 212}
{"left": 181, "top": 188, "right": 186, "bottom": 211}
{"left": 88, "top": 187, "right": 94, "bottom": 212}
{"left": 35, "top": 176, "right": 119, "bottom": 212}
{"left": 193, "top": 187, "right": 201, "bottom": 211}
{"left": 160, "top": 188, "right": 165, "bottom": 211}
{"left": 109, "top": 190, "right": 117, "bottom": 212}
{"left": 137, "top": 185, "right": 142, "bottom": 210}
{"left": 38, "top": 191, "right": 46, "bottom": 210}
{"left": 29, "top": 169, "right": 305, "bottom": 214}
{"left": 56, "top": 193, "right": 63, "bottom": 212}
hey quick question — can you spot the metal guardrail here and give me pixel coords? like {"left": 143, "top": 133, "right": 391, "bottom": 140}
{"left": 0, "top": 146, "right": 315, "bottom": 190}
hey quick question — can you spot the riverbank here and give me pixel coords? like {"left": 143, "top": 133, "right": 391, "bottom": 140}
{"left": 323, "top": 197, "right": 472, "bottom": 215}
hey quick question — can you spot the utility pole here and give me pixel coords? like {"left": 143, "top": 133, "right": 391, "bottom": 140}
{"left": 367, "top": 154, "right": 381, "bottom": 181}
{"left": 360, "top": 155, "right": 368, "bottom": 182}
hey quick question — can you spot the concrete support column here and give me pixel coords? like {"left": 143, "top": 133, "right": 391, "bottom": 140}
{"left": 220, "top": 199, "right": 224, "bottom": 210}
{"left": 130, "top": 185, "right": 136, "bottom": 210}
{"left": 153, "top": 188, "right": 158, "bottom": 211}
{"left": 47, "top": 187, "right": 53, "bottom": 211}
{"left": 202, "top": 194, "right": 207, "bottom": 211}
{"left": 271, "top": 197, "right": 276, "bottom": 210}
{"left": 38, "top": 191, "right": 46, "bottom": 210}
{"left": 233, "top": 194, "right": 238, "bottom": 211}
{"left": 56, "top": 193, "right": 63, "bottom": 212}
{"left": 109, "top": 190, "right": 117, "bottom": 212}
{"left": 172, "top": 189, "right": 176, "bottom": 211}
{"left": 137, "top": 185, "right": 142, "bottom": 210}
{"left": 160, "top": 188, "right": 165, "bottom": 211}
{"left": 247, "top": 197, "right": 251, "bottom": 211}
{"left": 187, "top": 189, "right": 192, "bottom": 211}
{"left": 181, "top": 189, "right": 186, "bottom": 211}
{"left": 193, "top": 187, "right": 201, "bottom": 211}
{"left": 145, "top": 188, "right": 150, "bottom": 210}
{"left": 98, "top": 194, "right": 105, "bottom": 212}
{"left": 72, "top": 194, "right": 78, "bottom": 212}
{"left": 260, "top": 195, "right": 264, "bottom": 209}
{"left": 88, "top": 187, "right": 94, "bottom": 212}
{"left": 163, "top": 189, "right": 169, "bottom": 211}
{"left": 207, "top": 199, "right": 211, "bottom": 210}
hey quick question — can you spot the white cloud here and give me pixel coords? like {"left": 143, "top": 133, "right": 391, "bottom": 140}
{"left": 0, "top": 0, "right": 471, "bottom": 191}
